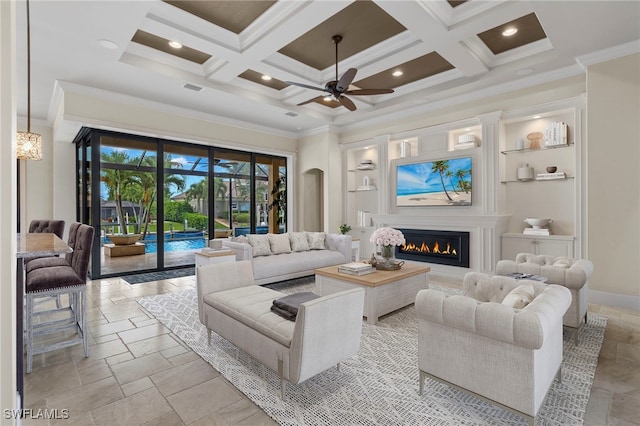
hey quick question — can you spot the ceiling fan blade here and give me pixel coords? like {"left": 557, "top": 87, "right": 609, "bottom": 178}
{"left": 338, "top": 95, "right": 357, "bottom": 111}
{"left": 336, "top": 68, "right": 357, "bottom": 93}
{"left": 286, "top": 81, "right": 327, "bottom": 92}
{"left": 297, "top": 96, "right": 323, "bottom": 106}
{"left": 345, "top": 88, "right": 395, "bottom": 96}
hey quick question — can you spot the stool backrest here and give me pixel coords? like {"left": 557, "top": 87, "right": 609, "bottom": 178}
{"left": 28, "top": 219, "right": 65, "bottom": 239}
{"left": 65, "top": 223, "right": 95, "bottom": 280}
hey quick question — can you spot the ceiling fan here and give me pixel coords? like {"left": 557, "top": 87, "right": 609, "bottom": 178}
{"left": 286, "top": 35, "right": 394, "bottom": 111}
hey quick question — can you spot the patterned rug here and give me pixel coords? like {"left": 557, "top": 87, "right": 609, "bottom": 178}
{"left": 121, "top": 267, "right": 195, "bottom": 284}
{"left": 138, "top": 279, "right": 606, "bottom": 425}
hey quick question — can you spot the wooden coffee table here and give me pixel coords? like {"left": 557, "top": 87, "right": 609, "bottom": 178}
{"left": 315, "top": 262, "right": 430, "bottom": 325}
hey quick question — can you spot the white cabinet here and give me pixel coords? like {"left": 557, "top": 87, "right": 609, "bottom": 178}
{"left": 501, "top": 233, "right": 574, "bottom": 260}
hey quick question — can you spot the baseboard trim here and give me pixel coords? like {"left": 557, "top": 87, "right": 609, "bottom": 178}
{"left": 589, "top": 289, "right": 640, "bottom": 312}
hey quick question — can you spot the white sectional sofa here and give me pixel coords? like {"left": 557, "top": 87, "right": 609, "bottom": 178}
{"left": 221, "top": 232, "right": 351, "bottom": 285}
{"left": 196, "top": 260, "right": 365, "bottom": 398}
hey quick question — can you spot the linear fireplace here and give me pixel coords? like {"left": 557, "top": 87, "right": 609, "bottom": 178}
{"left": 396, "top": 229, "right": 470, "bottom": 268}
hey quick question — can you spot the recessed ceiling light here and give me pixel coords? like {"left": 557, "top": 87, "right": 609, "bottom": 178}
{"left": 392, "top": 70, "right": 403, "bottom": 77}
{"left": 323, "top": 96, "right": 332, "bottom": 102}
{"left": 502, "top": 27, "right": 518, "bottom": 37}
{"left": 97, "top": 39, "right": 118, "bottom": 50}
{"left": 168, "top": 40, "right": 183, "bottom": 49}
{"left": 532, "top": 115, "right": 542, "bottom": 119}
{"left": 261, "top": 75, "right": 272, "bottom": 81}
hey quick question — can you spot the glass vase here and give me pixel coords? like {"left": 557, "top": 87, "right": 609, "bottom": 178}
{"left": 381, "top": 245, "right": 394, "bottom": 260}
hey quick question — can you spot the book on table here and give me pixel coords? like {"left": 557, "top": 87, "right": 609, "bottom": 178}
{"left": 338, "top": 267, "right": 375, "bottom": 276}
{"left": 338, "top": 262, "right": 374, "bottom": 275}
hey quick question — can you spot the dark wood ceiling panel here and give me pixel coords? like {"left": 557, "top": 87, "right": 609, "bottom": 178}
{"left": 354, "top": 52, "right": 454, "bottom": 90}
{"left": 131, "top": 30, "right": 212, "bottom": 64}
{"left": 239, "top": 70, "right": 289, "bottom": 90}
{"left": 164, "top": 1, "right": 276, "bottom": 34}
{"left": 447, "top": 1, "right": 468, "bottom": 7}
{"left": 278, "top": 1, "right": 406, "bottom": 71}
{"left": 478, "top": 13, "right": 547, "bottom": 55}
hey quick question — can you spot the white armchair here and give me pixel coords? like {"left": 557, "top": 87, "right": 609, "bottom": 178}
{"left": 496, "top": 253, "right": 593, "bottom": 344}
{"left": 416, "top": 272, "right": 571, "bottom": 425}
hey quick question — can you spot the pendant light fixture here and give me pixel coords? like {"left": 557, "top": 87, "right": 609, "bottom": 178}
{"left": 16, "top": 0, "right": 42, "bottom": 161}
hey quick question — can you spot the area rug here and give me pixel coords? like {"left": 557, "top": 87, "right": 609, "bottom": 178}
{"left": 121, "top": 267, "right": 195, "bottom": 284}
{"left": 138, "top": 281, "right": 606, "bottom": 425}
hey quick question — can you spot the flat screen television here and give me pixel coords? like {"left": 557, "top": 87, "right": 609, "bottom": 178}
{"left": 396, "top": 156, "right": 472, "bottom": 206}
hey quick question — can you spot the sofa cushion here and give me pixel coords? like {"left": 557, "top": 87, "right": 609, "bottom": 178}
{"left": 252, "top": 250, "right": 345, "bottom": 280}
{"left": 289, "top": 232, "right": 310, "bottom": 252}
{"left": 501, "top": 284, "right": 535, "bottom": 309}
{"left": 268, "top": 233, "right": 291, "bottom": 254}
{"left": 248, "top": 234, "right": 271, "bottom": 257}
{"left": 203, "top": 285, "right": 295, "bottom": 347}
{"left": 307, "top": 232, "right": 326, "bottom": 250}
{"left": 231, "top": 235, "right": 248, "bottom": 243}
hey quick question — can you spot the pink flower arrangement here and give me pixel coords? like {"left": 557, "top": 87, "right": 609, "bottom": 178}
{"left": 370, "top": 227, "right": 405, "bottom": 247}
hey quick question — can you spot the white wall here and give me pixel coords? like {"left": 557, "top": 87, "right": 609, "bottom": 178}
{"left": 586, "top": 53, "right": 640, "bottom": 309}
{"left": 297, "top": 129, "right": 343, "bottom": 233}
{"left": 0, "top": 0, "right": 18, "bottom": 417}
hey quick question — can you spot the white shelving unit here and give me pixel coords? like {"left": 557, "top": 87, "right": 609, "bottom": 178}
{"left": 499, "top": 99, "right": 584, "bottom": 258}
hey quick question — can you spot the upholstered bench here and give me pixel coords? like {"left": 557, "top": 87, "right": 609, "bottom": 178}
{"left": 197, "top": 260, "right": 365, "bottom": 398}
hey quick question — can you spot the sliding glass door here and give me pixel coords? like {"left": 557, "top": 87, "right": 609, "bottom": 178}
{"left": 98, "top": 135, "right": 158, "bottom": 276}
{"left": 163, "top": 143, "right": 209, "bottom": 268}
{"left": 76, "top": 128, "right": 288, "bottom": 278}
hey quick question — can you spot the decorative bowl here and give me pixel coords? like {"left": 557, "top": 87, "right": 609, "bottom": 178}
{"left": 524, "top": 218, "right": 552, "bottom": 229}
{"left": 546, "top": 166, "right": 558, "bottom": 173}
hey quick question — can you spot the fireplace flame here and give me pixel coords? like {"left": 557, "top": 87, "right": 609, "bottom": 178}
{"left": 401, "top": 241, "right": 457, "bottom": 256}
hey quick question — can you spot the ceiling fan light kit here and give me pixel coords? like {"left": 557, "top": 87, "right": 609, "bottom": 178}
{"left": 286, "top": 35, "right": 394, "bottom": 111}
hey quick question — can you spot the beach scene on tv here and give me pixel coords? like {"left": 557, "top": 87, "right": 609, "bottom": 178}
{"left": 396, "top": 157, "right": 472, "bottom": 206}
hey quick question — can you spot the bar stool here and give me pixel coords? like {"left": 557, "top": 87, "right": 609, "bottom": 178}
{"left": 26, "top": 219, "right": 66, "bottom": 307}
{"left": 25, "top": 223, "right": 94, "bottom": 373}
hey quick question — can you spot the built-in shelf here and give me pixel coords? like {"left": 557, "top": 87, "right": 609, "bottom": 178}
{"left": 348, "top": 168, "right": 376, "bottom": 172}
{"left": 348, "top": 188, "right": 378, "bottom": 193}
{"left": 501, "top": 143, "right": 573, "bottom": 155}
{"left": 501, "top": 176, "right": 575, "bottom": 183}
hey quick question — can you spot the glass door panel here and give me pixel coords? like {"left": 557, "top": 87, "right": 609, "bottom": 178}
{"left": 213, "top": 151, "right": 251, "bottom": 236}
{"left": 255, "top": 155, "right": 287, "bottom": 234}
{"left": 99, "top": 136, "right": 157, "bottom": 276}
{"left": 163, "top": 144, "right": 209, "bottom": 268}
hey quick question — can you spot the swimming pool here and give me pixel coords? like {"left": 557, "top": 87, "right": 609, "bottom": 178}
{"left": 103, "top": 232, "right": 207, "bottom": 254}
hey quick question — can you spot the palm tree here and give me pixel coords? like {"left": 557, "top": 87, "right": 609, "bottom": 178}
{"left": 100, "top": 151, "right": 135, "bottom": 234}
{"left": 431, "top": 160, "right": 452, "bottom": 201}
{"left": 445, "top": 170, "right": 459, "bottom": 195}
{"left": 186, "top": 179, "right": 208, "bottom": 215}
{"left": 456, "top": 168, "right": 471, "bottom": 194}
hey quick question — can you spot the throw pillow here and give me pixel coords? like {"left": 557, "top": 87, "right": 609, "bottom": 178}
{"left": 501, "top": 284, "right": 535, "bottom": 309}
{"left": 289, "top": 232, "right": 310, "bottom": 252}
{"left": 247, "top": 234, "right": 271, "bottom": 257}
{"left": 306, "top": 232, "right": 326, "bottom": 250}
{"left": 268, "top": 233, "right": 292, "bottom": 254}
{"left": 553, "top": 258, "right": 572, "bottom": 268}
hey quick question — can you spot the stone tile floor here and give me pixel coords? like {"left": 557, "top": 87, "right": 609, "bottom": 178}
{"left": 22, "top": 275, "right": 640, "bottom": 425}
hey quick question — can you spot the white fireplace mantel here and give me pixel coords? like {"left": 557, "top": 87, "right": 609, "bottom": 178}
{"left": 372, "top": 214, "right": 510, "bottom": 279}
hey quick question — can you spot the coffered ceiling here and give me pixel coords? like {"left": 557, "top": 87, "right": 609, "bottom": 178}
{"left": 15, "top": 1, "right": 640, "bottom": 136}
